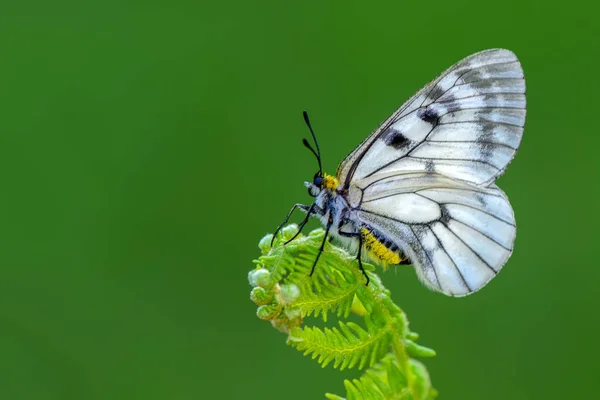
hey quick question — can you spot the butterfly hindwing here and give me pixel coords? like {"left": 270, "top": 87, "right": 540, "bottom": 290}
{"left": 337, "top": 49, "right": 525, "bottom": 188}
{"left": 351, "top": 173, "right": 516, "bottom": 296}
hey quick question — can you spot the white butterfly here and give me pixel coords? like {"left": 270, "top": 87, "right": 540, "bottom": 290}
{"left": 274, "top": 49, "right": 525, "bottom": 297}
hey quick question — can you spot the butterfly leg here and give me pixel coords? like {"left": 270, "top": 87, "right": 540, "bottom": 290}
{"left": 309, "top": 217, "right": 332, "bottom": 277}
{"left": 284, "top": 203, "right": 324, "bottom": 245}
{"left": 271, "top": 203, "right": 312, "bottom": 246}
{"left": 357, "top": 234, "right": 369, "bottom": 286}
{"left": 337, "top": 225, "right": 370, "bottom": 285}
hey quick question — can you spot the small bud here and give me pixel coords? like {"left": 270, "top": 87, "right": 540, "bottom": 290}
{"left": 257, "top": 302, "right": 281, "bottom": 321}
{"left": 271, "top": 314, "right": 302, "bottom": 333}
{"left": 283, "top": 305, "right": 302, "bottom": 320}
{"left": 280, "top": 284, "right": 300, "bottom": 304}
{"left": 248, "top": 268, "right": 273, "bottom": 288}
{"left": 258, "top": 234, "right": 274, "bottom": 254}
{"left": 281, "top": 224, "right": 299, "bottom": 241}
{"left": 250, "top": 287, "right": 273, "bottom": 305}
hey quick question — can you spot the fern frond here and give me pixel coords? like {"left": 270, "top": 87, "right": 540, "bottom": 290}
{"left": 325, "top": 354, "right": 438, "bottom": 400}
{"left": 249, "top": 225, "right": 437, "bottom": 399}
{"left": 292, "top": 266, "right": 359, "bottom": 321}
{"left": 288, "top": 318, "right": 391, "bottom": 370}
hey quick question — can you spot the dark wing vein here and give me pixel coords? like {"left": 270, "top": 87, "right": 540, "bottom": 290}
{"left": 418, "top": 197, "right": 516, "bottom": 227}
{"left": 427, "top": 225, "right": 472, "bottom": 291}
{"left": 439, "top": 220, "right": 499, "bottom": 273}
{"left": 408, "top": 225, "right": 442, "bottom": 291}
{"left": 434, "top": 92, "right": 525, "bottom": 105}
{"left": 439, "top": 120, "right": 525, "bottom": 128}
{"left": 412, "top": 192, "right": 515, "bottom": 249}
{"left": 426, "top": 140, "right": 517, "bottom": 150}
{"left": 407, "top": 155, "right": 501, "bottom": 170}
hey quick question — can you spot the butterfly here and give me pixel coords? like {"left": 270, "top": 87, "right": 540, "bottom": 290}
{"left": 273, "top": 49, "right": 525, "bottom": 297}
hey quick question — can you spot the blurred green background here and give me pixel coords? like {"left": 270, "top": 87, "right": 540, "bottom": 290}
{"left": 0, "top": 1, "right": 598, "bottom": 399}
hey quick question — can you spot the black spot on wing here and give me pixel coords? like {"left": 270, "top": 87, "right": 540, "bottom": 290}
{"left": 383, "top": 128, "right": 412, "bottom": 149}
{"left": 417, "top": 108, "right": 439, "bottom": 124}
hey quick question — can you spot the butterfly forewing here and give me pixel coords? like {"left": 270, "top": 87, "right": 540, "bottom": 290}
{"left": 337, "top": 49, "right": 525, "bottom": 187}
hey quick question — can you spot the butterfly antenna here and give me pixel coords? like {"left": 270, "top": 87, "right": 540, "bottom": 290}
{"left": 302, "top": 110, "right": 323, "bottom": 175}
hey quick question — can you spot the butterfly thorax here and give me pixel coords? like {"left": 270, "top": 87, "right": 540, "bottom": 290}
{"left": 312, "top": 177, "right": 349, "bottom": 227}
{"left": 309, "top": 174, "right": 406, "bottom": 267}
{"left": 321, "top": 173, "right": 339, "bottom": 190}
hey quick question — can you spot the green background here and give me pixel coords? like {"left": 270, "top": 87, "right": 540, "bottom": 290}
{"left": 0, "top": 1, "right": 597, "bottom": 399}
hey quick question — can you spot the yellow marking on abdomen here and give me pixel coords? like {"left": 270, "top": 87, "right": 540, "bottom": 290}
{"left": 361, "top": 228, "right": 402, "bottom": 265}
{"left": 323, "top": 173, "right": 339, "bottom": 190}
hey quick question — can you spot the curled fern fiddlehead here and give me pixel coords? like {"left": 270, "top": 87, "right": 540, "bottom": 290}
{"left": 249, "top": 224, "right": 438, "bottom": 400}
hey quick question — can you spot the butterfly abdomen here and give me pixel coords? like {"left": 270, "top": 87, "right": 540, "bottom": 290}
{"left": 360, "top": 227, "right": 408, "bottom": 266}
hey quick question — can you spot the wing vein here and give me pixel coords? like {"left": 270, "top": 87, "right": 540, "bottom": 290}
{"left": 427, "top": 59, "right": 521, "bottom": 104}
{"left": 419, "top": 197, "right": 515, "bottom": 227}
{"left": 407, "top": 155, "right": 501, "bottom": 170}
{"left": 426, "top": 140, "right": 517, "bottom": 150}
{"left": 360, "top": 207, "right": 512, "bottom": 252}
{"left": 361, "top": 127, "right": 438, "bottom": 179}
{"left": 451, "top": 76, "right": 524, "bottom": 88}
{"left": 427, "top": 225, "right": 472, "bottom": 291}
{"left": 447, "top": 218, "right": 513, "bottom": 252}
{"left": 408, "top": 225, "right": 442, "bottom": 291}
{"left": 439, "top": 120, "right": 524, "bottom": 128}
{"left": 360, "top": 183, "right": 506, "bottom": 203}
{"left": 413, "top": 192, "right": 515, "bottom": 227}
{"left": 434, "top": 92, "right": 525, "bottom": 105}
{"left": 440, "top": 221, "right": 499, "bottom": 273}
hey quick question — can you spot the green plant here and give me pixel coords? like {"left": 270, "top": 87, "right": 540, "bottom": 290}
{"left": 249, "top": 224, "right": 438, "bottom": 400}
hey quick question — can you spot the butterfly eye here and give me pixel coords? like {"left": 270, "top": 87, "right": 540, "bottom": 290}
{"left": 313, "top": 176, "right": 323, "bottom": 187}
